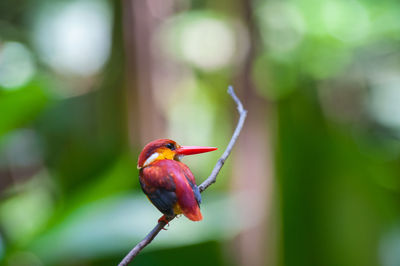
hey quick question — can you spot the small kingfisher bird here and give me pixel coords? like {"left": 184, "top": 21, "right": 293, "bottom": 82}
{"left": 137, "top": 139, "right": 217, "bottom": 222}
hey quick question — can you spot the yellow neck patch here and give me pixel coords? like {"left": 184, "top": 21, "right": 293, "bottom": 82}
{"left": 142, "top": 148, "right": 177, "bottom": 168}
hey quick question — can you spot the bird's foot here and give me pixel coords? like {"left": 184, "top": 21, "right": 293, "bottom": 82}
{"left": 158, "top": 215, "right": 171, "bottom": 230}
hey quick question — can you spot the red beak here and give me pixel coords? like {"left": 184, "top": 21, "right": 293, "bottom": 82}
{"left": 176, "top": 146, "right": 217, "bottom": 156}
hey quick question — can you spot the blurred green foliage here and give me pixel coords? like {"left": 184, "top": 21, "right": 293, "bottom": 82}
{"left": 1, "top": 0, "right": 400, "bottom": 265}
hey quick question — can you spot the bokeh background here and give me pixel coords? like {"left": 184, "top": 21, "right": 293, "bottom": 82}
{"left": 1, "top": 0, "right": 400, "bottom": 265}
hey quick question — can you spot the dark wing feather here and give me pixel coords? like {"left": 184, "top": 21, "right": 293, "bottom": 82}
{"left": 183, "top": 172, "right": 201, "bottom": 205}
{"left": 145, "top": 188, "right": 176, "bottom": 216}
{"left": 180, "top": 164, "right": 201, "bottom": 205}
{"left": 139, "top": 166, "right": 177, "bottom": 217}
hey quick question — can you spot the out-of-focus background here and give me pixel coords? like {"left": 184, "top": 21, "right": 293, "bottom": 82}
{"left": 1, "top": 0, "right": 400, "bottom": 265}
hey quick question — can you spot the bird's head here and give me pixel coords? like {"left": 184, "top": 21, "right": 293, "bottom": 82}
{"left": 137, "top": 139, "right": 217, "bottom": 169}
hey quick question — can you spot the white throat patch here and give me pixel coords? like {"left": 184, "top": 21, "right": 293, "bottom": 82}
{"left": 143, "top": 152, "right": 160, "bottom": 167}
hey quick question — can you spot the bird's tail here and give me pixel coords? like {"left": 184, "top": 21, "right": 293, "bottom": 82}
{"left": 184, "top": 206, "right": 203, "bottom": 221}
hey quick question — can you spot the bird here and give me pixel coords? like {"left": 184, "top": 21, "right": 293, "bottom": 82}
{"left": 137, "top": 139, "right": 217, "bottom": 222}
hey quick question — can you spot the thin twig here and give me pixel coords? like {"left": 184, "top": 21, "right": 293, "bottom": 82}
{"left": 118, "top": 86, "right": 247, "bottom": 266}
{"left": 198, "top": 86, "right": 247, "bottom": 192}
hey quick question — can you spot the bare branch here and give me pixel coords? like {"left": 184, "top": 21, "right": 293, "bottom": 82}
{"left": 198, "top": 86, "right": 247, "bottom": 192}
{"left": 118, "top": 86, "right": 247, "bottom": 266}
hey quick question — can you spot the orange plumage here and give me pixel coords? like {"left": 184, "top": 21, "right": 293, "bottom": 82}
{"left": 137, "top": 139, "right": 217, "bottom": 221}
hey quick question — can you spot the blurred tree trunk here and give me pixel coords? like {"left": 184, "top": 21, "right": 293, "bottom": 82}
{"left": 231, "top": 0, "right": 276, "bottom": 265}
{"left": 122, "top": 0, "right": 168, "bottom": 147}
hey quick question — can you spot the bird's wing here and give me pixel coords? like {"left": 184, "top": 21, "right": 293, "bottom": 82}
{"left": 140, "top": 163, "right": 177, "bottom": 217}
{"left": 178, "top": 162, "right": 201, "bottom": 205}
{"left": 170, "top": 161, "right": 202, "bottom": 221}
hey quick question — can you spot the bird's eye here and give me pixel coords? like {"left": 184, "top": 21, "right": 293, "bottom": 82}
{"left": 165, "top": 143, "right": 175, "bottom": 150}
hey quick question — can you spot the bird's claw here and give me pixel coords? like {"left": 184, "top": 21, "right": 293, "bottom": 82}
{"left": 158, "top": 215, "right": 171, "bottom": 230}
